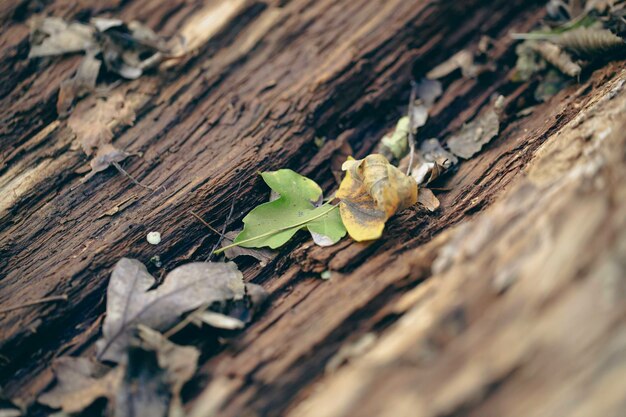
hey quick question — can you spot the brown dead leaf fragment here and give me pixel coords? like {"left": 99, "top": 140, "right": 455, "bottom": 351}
{"left": 0, "top": 389, "right": 23, "bottom": 417}
{"left": 96, "top": 258, "right": 246, "bottom": 363}
{"left": 136, "top": 325, "right": 199, "bottom": 416}
{"left": 69, "top": 90, "right": 136, "bottom": 156}
{"left": 417, "top": 187, "right": 440, "bottom": 212}
{"left": 57, "top": 51, "right": 101, "bottom": 117}
{"left": 221, "top": 231, "right": 275, "bottom": 266}
{"left": 447, "top": 95, "right": 505, "bottom": 159}
{"left": 410, "top": 138, "right": 458, "bottom": 185}
{"left": 38, "top": 356, "right": 122, "bottom": 413}
{"left": 528, "top": 41, "right": 582, "bottom": 77}
{"left": 95, "top": 18, "right": 171, "bottom": 80}
{"left": 426, "top": 48, "right": 493, "bottom": 80}
{"left": 115, "top": 346, "right": 169, "bottom": 417}
{"left": 337, "top": 154, "right": 418, "bottom": 241}
{"left": 28, "top": 17, "right": 95, "bottom": 57}
{"left": 81, "top": 143, "right": 130, "bottom": 183}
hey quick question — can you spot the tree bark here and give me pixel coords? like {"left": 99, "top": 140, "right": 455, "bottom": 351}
{"left": 1, "top": 0, "right": 624, "bottom": 416}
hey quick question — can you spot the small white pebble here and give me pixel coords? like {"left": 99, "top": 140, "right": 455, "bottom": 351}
{"left": 146, "top": 231, "right": 161, "bottom": 245}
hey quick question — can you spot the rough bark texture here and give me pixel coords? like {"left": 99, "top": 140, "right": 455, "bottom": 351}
{"left": 1, "top": 0, "right": 625, "bottom": 416}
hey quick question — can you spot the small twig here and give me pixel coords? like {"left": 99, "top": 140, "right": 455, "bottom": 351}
{"left": 406, "top": 80, "right": 418, "bottom": 176}
{"left": 207, "top": 182, "right": 243, "bottom": 261}
{"left": 163, "top": 304, "right": 208, "bottom": 338}
{"left": 111, "top": 161, "right": 156, "bottom": 192}
{"left": 190, "top": 211, "right": 221, "bottom": 235}
{"left": 0, "top": 294, "right": 68, "bottom": 315}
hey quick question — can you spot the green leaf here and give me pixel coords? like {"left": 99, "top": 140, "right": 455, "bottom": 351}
{"left": 221, "top": 169, "right": 346, "bottom": 250}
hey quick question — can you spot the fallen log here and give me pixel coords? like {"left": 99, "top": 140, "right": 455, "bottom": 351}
{"left": 0, "top": 0, "right": 624, "bottom": 416}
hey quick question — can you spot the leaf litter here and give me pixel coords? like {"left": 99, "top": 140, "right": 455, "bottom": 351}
{"left": 512, "top": 1, "right": 626, "bottom": 99}
{"left": 29, "top": 16, "right": 180, "bottom": 185}
{"left": 96, "top": 258, "right": 246, "bottom": 363}
{"left": 40, "top": 257, "right": 267, "bottom": 416}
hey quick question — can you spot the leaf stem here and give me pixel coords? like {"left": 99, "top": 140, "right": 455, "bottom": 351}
{"left": 406, "top": 80, "right": 418, "bottom": 176}
{"left": 214, "top": 204, "right": 339, "bottom": 254}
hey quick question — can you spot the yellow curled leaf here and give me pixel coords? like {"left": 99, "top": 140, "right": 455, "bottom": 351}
{"left": 337, "top": 154, "right": 418, "bottom": 241}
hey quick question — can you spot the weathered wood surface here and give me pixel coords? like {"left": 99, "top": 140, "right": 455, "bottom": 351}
{"left": 1, "top": 0, "right": 625, "bottom": 416}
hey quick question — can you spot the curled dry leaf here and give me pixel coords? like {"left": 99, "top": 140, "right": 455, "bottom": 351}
{"left": 38, "top": 356, "right": 122, "bottom": 413}
{"left": 556, "top": 26, "right": 625, "bottom": 56}
{"left": 96, "top": 258, "right": 246, "bottom": 363}
{"left": 221, "top": 231, "right": 275, "bottom": 266}
{"left": 447, "top": 95, "right": 505, "bottom": 159}
{"left": 231, "top": 170, "right": 346, "bottom": 250}
{"left": 57, "top": 51, "right": 101, "bottom": 117}
{"left": 115, "top": 346, "right": 169, "bottom": 417}
{"left": 415, "top": 78, "right": 442, "bottom": 107}
{"left": 81, "top": 143, "right": 130, "bottom": 183}
{"left": 427, "top": 48, "right": 493, "bottom": 80}
{"left": 529, "top": 41, "right": 582, "bottom": 77}
{"left": 28, "top": 17, "right": 95, "bottom": 57}
{"left": 95, "top": 19, "right": 171, "bottom": 80}
{"left": 427, "top": 49, "right": 475, "bottom": 79}
{"left": 410, "top": 138, "right": 458, "bottom": 185}
{"left": 135, "top": 325, "right": 199, "bottom": 416}
{"left": 417, "top": 187, "right": 440, "bottom": 212}
{"left": 337, "top": 154, "right": 418, "bottom": 241}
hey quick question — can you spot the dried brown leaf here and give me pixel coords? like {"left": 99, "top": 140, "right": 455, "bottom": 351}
{"left": 57, "top": 52, "right": 101, "bottom": 117}
{"left": 417, "top": 187, "right": 440, "bottom": 212}
{"left": 136, "top": 325, "right": 199, "bottom": 415}
{"left": 28, "top": 17, "right": 95, "bottom": 58}
{"left": 427, "top": 49, "right": 491, "bottom": 80}
{"left": 529, "top": 41, "right": 582, "bottom": 77}
{"left": 96, "top": 258, "right": 246, "bottom": 363}
{"left": 96, "top": 19, "right": 170, "bottom": 80}
{"left": 38, "top": 357, "right": 122, "bottom": 413}
{"left": 221, "top": 231, "right": 275, "bottom": 266}
{"left": 69, "top": 90, "right": 136, "bottom": 156}
{"left": 115, "top": 347, "right": 169, "bottom": 417}
{"left": 447, "top": 96, "right": 504, "bottom": 159}
{"left": 81, "top": 143, "right": 130, "bottom": 183}
{"left": 427, "top": 49, "right": 474, "bottom": 79}
{"left": 337, "top": 155, "right": 418, "bottom": 241}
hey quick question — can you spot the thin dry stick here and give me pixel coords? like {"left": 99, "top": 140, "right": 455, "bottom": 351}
{"left": 163, "top": 304, "right": 208, "bottom": 338}
{"left": 0, "top": 294, "right": 68, "bottom": 315}
{"left": 406, "top": 80, "right": 418, "bottom": 176}
{"left": 111, "top": 161, "right": 156, "bottom": 192}
{"left": 207, "top": 182, "right": 243, "bottom": 261}
{"left": 190, "top": 211, "right": 221, "bottom": 235}
{"left": 214, "top": 203, "right": 339, "bottom": 254}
